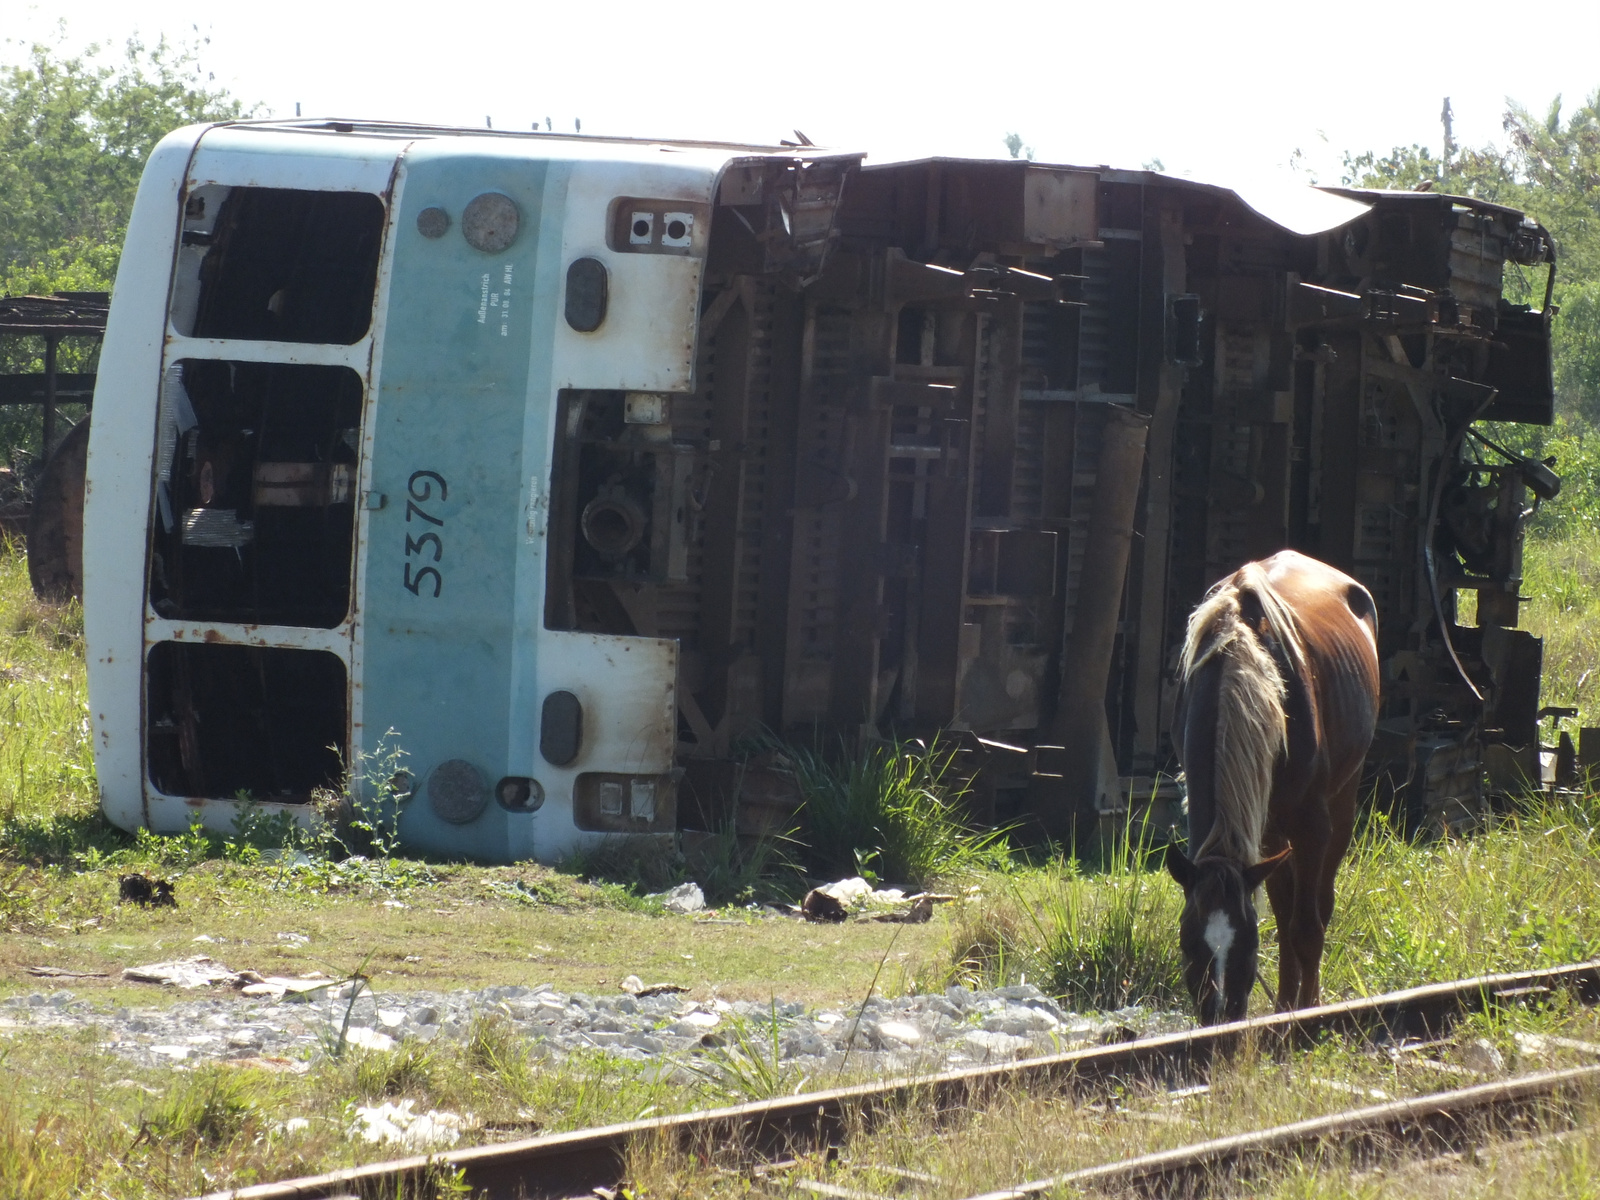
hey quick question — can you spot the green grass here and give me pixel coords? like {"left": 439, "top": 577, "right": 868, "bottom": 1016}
{"left": 919, "top": 787, "right": 1600, "bottom": 1014}
{"left": 0, "top": 539, "right": 102, "bottom": 868}
{"left": 789, "top": 737, "right": 1011, "bottom": 888}
{"left": 4, "top": 531, "right": 1600, "bottom": 1193}
{"left": 1521, "top": 527, "right": 1600, "bottom": 732}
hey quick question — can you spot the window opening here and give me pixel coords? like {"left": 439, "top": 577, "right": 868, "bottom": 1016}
{"left": 172, "top": 186, "right": 384, "bottom": 344}
{"left": 145, "top": 642, "right": 347, "bottom": 801}
{"left": 148, "top": 361, "right": 363, "bottom": 628}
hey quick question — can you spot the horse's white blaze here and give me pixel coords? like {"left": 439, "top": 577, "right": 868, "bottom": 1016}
{"left": 1204, "top": 910, "right": 1236, "bottom": 997}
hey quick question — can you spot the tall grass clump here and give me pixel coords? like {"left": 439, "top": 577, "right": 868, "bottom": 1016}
{"left": 790, "top": 737, "right": 1009, "bottom": 888}
{"left": 0, "top": 542, "right": 108, "bottom": 864}
{"left": 1520, "top": 527, "right": 1600, "bottom": 730}
{"left": 1026, "top": 813, "right": 1186, "bottom": 1011}
{"left": 1321, "top": 792, "right": 1600, "bottom": 997}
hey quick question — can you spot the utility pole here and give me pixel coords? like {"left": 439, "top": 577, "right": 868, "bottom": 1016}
{"left": 1441, "top": 97, "right": 1455, "bottom": 189}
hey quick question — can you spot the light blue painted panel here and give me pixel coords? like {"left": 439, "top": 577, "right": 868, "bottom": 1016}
{"left": 362, "top": 146, "right": 553, "bottom": 861}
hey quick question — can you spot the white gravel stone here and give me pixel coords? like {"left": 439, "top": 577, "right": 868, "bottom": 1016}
{"left": 0, "top": 975, "right": 1179, "bottom": 1077}
{"left": 873, "top": 1020, "right": 923, "bottom": 1047}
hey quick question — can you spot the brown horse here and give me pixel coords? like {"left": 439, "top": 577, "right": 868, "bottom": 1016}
{"left": 1164, "top": 550, "right": 1380, "bottom": 1024}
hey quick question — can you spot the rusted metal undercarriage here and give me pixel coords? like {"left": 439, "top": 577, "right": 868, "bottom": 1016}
{"left": 544, "top": 160, "right": 1560, "bottom": 840}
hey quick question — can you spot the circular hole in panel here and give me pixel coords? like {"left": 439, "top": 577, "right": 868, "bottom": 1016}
{"left": 496, "top": 776, "right": 545, "bottom": 813}
{"left": 666, "top": 219, "right": 687, "bottom": 241}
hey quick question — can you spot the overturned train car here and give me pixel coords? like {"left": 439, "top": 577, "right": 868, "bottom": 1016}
{"left": 83, "top": 120, "right": 1557, "bottom": 859}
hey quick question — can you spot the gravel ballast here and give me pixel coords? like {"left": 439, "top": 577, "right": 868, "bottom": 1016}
{"left": 0, "top": 982, "right": 1187, "bottom": 1076}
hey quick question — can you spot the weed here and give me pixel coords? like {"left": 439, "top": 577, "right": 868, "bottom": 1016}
{"left": 790, "top": 737, "right": 1010, "bottom": 887}
{"left": 464, "top": 1013, "right": 531, "bottom": 1086}
{"left": 924, "top": 890, "right": 1033, "bottom": 992}
{"left": 354, "top": 1041, "right": 440, "bottom": 1099}
{"left": 688, "top": 999, "right": 810, "bottom": 1102}
{"left": 684, "top": 817, "right": 803, "bottom": 906}
{"left": 561, "top": 835, "right": 685, "bottom": 901}
{"left": 314, "top": 949, "right": 377, "bottom": 1060}
{"left": 137, "top": 1065, "right": 271, "bottom": 1148}
{"left": 1026, "top": 810, "right": 1186, "bottom": 1011}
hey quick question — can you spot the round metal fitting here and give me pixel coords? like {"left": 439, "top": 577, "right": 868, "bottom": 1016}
{"left": 580, "top": 488, "right": 647, "bottom": 560}
{"left": 461, "top": 192, "right": 520, "bottom": 253}
{"left": 416, "top": 206, "right": 451, "bottom": 238}
{"left": 426, "top": 759, "right": 488, "bottom": 825}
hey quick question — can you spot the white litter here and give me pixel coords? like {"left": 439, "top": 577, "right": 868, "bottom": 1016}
{"left": 350, "top": 1099, "right": 472, "bottom": 1150}
{"left": 122, "top": 957, "right": 240, "bottom": 989}
{"left": 874, "top": 1020, "right": 924, "bottom": 1046}
{"left": 815, "top": 877, "right": 912, "bottom": 910}
{"left": 648, "top": 882, "right": 706, "bottom": 914}
{"left": 341, "top": 1026, "right": 397, "bottom": 1052}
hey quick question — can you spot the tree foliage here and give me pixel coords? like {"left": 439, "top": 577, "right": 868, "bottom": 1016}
{"left": 0, "top": 34, "right": 247, "bottom": 468}
{"left": 0, "top": 33, "right": 249, "bottom": 295}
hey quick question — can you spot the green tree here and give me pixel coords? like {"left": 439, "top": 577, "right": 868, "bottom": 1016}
{"left": 0, "top": 33, "right": 247, "bottom": 468}
{"left": 0, "top": 32, "right": 248, "bottom": 292}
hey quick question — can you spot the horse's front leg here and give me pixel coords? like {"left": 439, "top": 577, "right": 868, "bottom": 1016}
{"left": 1285, "top": 832, "right": 1334, "bottom": 1009}
{"left": 1262, "top": 853, "right": 1299, "bottom": 1011}
{"left": 1301, "top": 778, "right": 1359, "bottom": 1008}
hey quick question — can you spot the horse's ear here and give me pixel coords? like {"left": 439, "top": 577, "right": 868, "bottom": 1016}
{"left": 1243, "top": 847, "right": 1292, "bottom": 889}
{"left": 1164, "top": 842, "right": 1194, "bottom": 891}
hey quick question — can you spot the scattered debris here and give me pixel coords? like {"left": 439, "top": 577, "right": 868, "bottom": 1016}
{"left": 122, "top": 956, "right": 240, "bottom": 989}
{"left": 25, "top": 966, "right": 110, "bottom": 980}
{"left": 121, "top": 957, "right": 338, "bottom": 998}
{"left": 118, "top": 873, "right": 175, "bottom": 908}
{"left": 232, "top": 970, "right": 336, "bottom": 1000}
{"left": 800, "top": 878, "right": 949, "bottom": 922}
{"left": 620, "top": 975, "right": 689, "bottom": 997}
{"left": 1461, "top": 1037, "right": 1506, "bottom": 1074}
{"left": 800, "top": 889, "right": 849, "bottom": 923}
{"left": 350, "top": 1099, "right": 474, "bottom": 1150}
{"left": 1514, "top": 1031, "right": 1600, "bottom": 1061}
{"left": 871, "top": 896, "right": 934, "bottom": 924}
{"left": 649, "top": 882, "right": 706, "bottom": 914}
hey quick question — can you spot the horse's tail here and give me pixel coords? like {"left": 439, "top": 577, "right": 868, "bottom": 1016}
{"left": 1181, "top": 562, "right": 1306, "bottom": 862}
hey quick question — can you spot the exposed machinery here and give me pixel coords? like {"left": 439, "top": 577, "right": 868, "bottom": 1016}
{"left": 69, "top": 119, "right": 1559, "bottom": 859}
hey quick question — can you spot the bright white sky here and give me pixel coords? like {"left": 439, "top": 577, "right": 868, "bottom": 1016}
{"left": 5, "top": 0, "right": 1599, "bottom": 189}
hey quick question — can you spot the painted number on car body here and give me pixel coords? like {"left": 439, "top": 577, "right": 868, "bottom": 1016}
{"left": 404, "top": 470, "right": 448, "bottom": 597}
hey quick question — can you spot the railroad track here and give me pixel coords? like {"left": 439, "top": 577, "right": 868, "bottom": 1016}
{"left": 199, "top": 959, "right": 1600, "bottom": 1200}
{"left": 964, "top": 1064, "right": 1600, "bottom": 1198}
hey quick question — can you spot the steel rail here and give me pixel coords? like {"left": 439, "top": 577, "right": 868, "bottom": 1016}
{"left": 196, "top": 959, "right": 1600, "bottom": 1200}
{"left": 963, "top": 1063, "right": 1600, "bottom": 1198}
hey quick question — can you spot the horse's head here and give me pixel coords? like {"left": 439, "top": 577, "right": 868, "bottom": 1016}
{"left": 1164, "top": 844, "right": 1290, "bottom": 1025}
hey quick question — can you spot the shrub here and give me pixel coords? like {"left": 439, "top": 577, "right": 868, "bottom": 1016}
{"left": 789, "top": 738, "right": 1009, "bottom": 888}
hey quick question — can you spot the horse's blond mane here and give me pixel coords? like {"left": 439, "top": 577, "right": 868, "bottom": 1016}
{"left": 1181, "top": 562, "right": 1306, "bottom": 863}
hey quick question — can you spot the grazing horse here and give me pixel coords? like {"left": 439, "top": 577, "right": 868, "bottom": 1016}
{"left": 1164, "top": 550, "right": 1380, "bottom": 1024}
